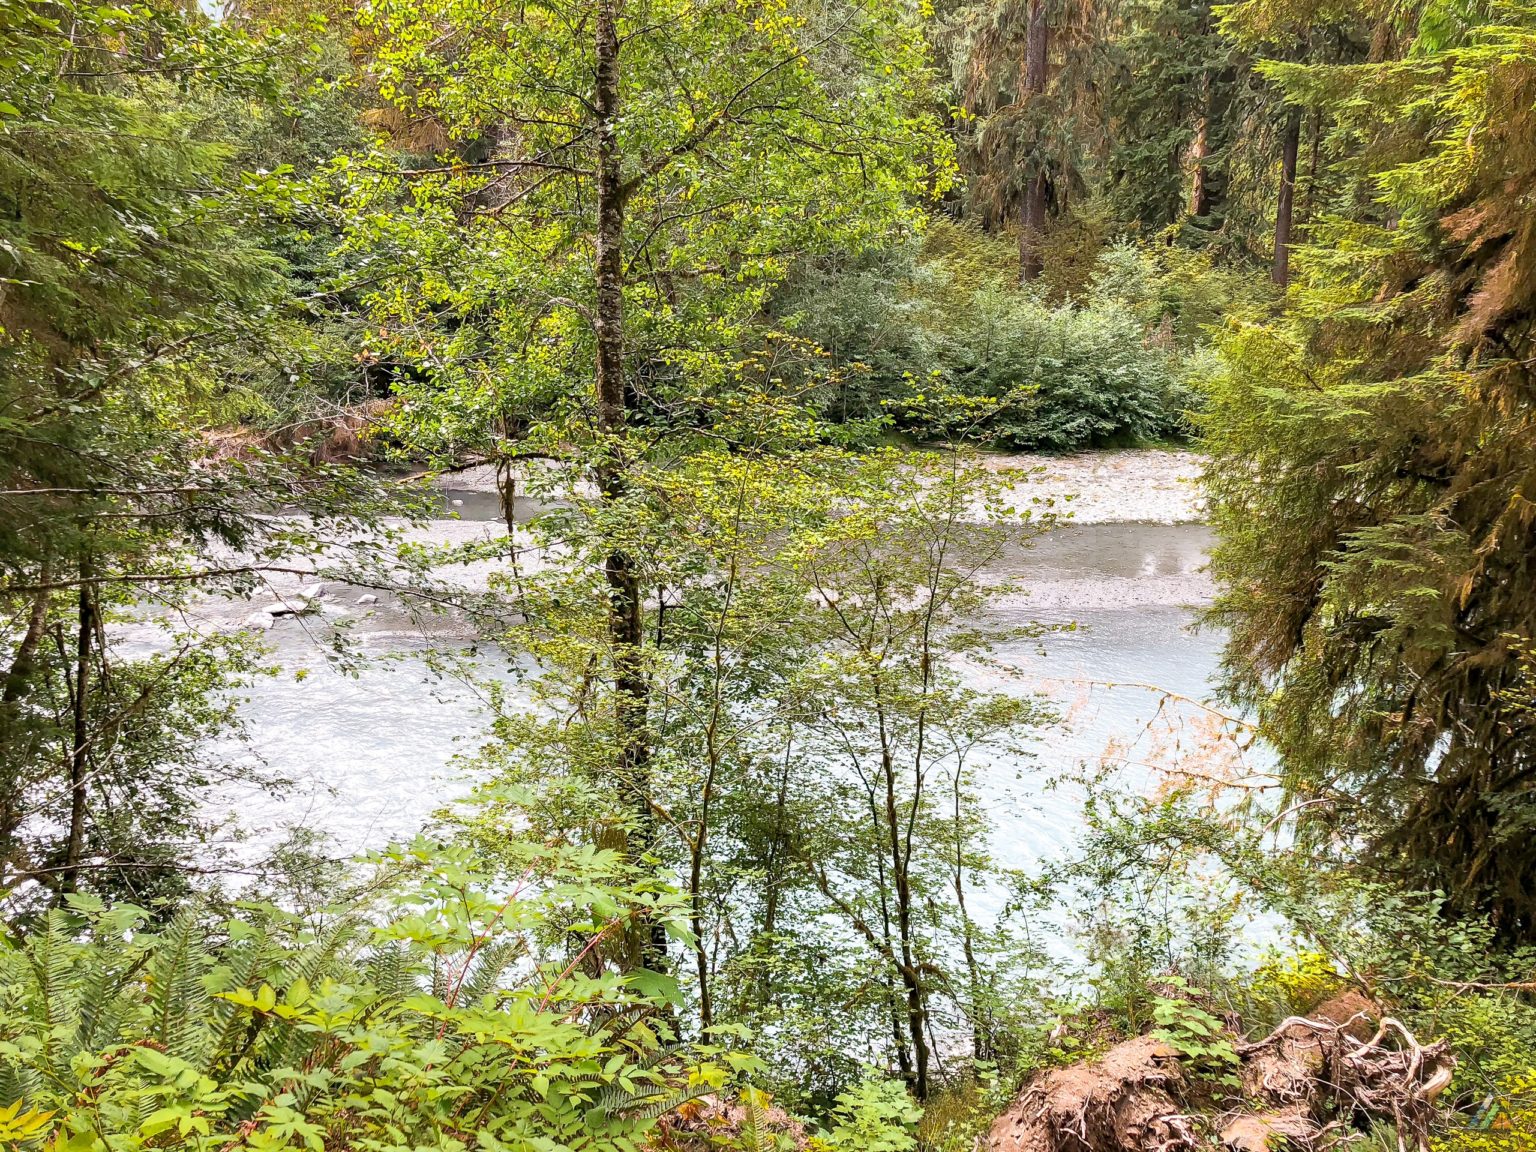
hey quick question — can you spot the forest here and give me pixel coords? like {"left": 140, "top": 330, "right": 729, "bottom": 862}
{"left": 1, "top": 0, "right": 1534, "bottom": 1146}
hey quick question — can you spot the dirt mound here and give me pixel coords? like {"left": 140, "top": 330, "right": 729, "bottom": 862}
{"left": 988, "top": 996, "right": 1454, "bottom": 1152}
{"left": 990, "top": 1035, "right": 1196, "bottom": 1152}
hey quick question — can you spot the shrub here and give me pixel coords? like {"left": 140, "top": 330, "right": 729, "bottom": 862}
{"left": 902, "top": 286, "right": 1196, "bottom": 450}
{"left": 811, "top": 1077, "right": 922, "bottom": 1151}
{"left": 774, "top": 227, "right": 1227, "bottom": 451}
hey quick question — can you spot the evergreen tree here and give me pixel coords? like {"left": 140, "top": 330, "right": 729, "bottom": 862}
{"left": 1203, "top": 0, "right": 1536, "bottom": 942}
{"left": 944, "top": 0, "right": 1106, "bottom": 281}
{"left": 0, "top": 0, "right": 390, "bottom": 907}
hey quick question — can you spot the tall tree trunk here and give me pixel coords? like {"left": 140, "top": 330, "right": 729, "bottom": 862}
{"left": 1272, "top": 106, "right": 1302, "bottom": 287}
{"left": 0, "top": 573, "right": 51, "bottom": 881}
{"left": 593, "top": 0, "right": 665, "bottom": 973}
{"left": 1189, "top": 64, "right": 1234, "bottom": 222}
{"left": 1188, "top": 92, "right": 1211, "bottom": 218}
{"left": 62, "top": 567, "right": 93, "bottom": 896}
{"left": 1019, "top": 0, "right": 1049, "bottom": 283}
{"left": 1020, "top": 175, "right": 1048, "bottom": 284}
{"left": 756, "top": 737, "right": 794, "bottom": 1005}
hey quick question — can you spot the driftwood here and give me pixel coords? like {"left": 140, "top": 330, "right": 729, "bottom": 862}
{"left": 988, "top": 993, "right": 1454, "bottom": 1152}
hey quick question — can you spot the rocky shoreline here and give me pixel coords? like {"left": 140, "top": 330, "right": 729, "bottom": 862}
{"left": 432, "top": 448, "right": 1207, "bottom": 527}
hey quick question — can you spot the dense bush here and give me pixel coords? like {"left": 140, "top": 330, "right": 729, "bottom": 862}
{"left": 0, "top": 837, "right": 932, "bottom": 1152}
{"left": 902, "top": 285, "right": 1199, "bottom": 450}
{"left": 773, "top": 226, "right": 1242, "bottom": 451}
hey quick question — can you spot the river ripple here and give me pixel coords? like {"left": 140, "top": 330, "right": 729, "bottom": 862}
{"left": 205, "top": 515, "right": 1226, "bottom": 870}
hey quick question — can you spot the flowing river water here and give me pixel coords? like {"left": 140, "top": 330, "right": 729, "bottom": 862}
{"left": 197, "top": 452, "right": 1232, "bottom": 874}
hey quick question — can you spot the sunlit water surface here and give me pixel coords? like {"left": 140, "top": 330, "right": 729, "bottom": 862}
{"left": 199, "top": 512, "right": 1229, "bottom": 877}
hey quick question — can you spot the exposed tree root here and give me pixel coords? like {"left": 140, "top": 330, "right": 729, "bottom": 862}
{"left": 988, "top": 994, "right": 1454, "bottom": 1152}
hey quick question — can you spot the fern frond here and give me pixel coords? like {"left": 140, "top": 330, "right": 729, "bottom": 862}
{"left": 146, "top": 910, "right": 211, "bottom": 1063}
{"left": 600, "top": 1080, "right": 714, "bottom": 1121}
{"left": 364, "top": 943, "right": 412, "bottom": 1000}
{"left": 455, "top": 940, "right": 525, "bottom": 1006}
{"left": 739, "top": 1096, "right": 781, "bottom": 1152}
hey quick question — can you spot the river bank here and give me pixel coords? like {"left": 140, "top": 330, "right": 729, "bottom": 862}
{"left": 977, "top": 449, "right": 1204, "bottom": 525}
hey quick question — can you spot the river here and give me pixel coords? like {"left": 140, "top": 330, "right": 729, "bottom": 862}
{"left": 202, "top": 455, "right": 1230, "bottom": 873}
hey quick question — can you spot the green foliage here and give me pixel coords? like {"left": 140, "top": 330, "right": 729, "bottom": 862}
{"left": 1435, "top": 1069, "right": 1536, "bottom": 1152}
{"left": 10, "top": 0, "right": 1536, "bottom": 1143}
{"left": 900, "top": 285, "right": 1197, "bottom": 449}
{"left": 812, "top": 1077, "right": 922, "bottom": 1152}
{"left": 1097, "top": 0, "right": 1235, "bottom": 233}
{"left": 333, "top": 0, "right": 950, "bottom": 469}
{"left": 940, "top": 0, "right": 1105, "bottom": 252}
{"left": 0, "top": 840, "right": 733, "bottom": 1152}
{"left": 450, "top": 445, "right": 1057, "bottom": 1102}
{"left": 1247, "top": 951, "right": 1342, "bottom": 1017}
{"left": 911, "top": 1064, "right": 1012, "bottom": 1152}
{"left": 1148, "top": 977, "right": 1240, "bottom": 1084}
{"left": 0, "top": 0, "right": 409, "bottom": 910}
{"left": 1201, "top": 0, "right": 1536, "bottom": 941}
{"left": 1087, "top": 242, "right": 1270, "bottom": 345}
{"left": 778, "top": 227, "right": 1228, "bottom": 450}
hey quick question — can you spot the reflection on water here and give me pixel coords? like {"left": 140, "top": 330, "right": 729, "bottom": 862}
{"left": 216, "top": 520, "right": 1229, "bottom": 864}
{"left": 980, "top": 604, "right": 1229, "bottom": 873}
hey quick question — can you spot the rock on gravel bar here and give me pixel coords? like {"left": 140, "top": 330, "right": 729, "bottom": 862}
{"left": 985, "top": 449, "right": 1205, "bottom": 525}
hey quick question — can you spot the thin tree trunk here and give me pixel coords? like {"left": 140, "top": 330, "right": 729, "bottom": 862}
{"left": 863, "top": 766, "right": 915, "bottom": 1087}
{"left": 690, "top": 544, "right": 738, "bottom": 1031}
{"left": 593, "top": 0, "right": 665, "bottom": 974}
{"left": 755, "top": 736, "right": 794, "bottom": 1006}
{"left": 0, "top": 573, "right": 51, "bottom": 881}
{"left": 1301, "top": 106, "right": 1323, "bottom": 220}
{"left": 1271, "top": 105, "right": 1302, "bottom": 287}
{"left": 1019, "top": 0, "right": 1049, "bottom": 283}
{"left": 876, "top": 701, "right": 929, "bottom": 1099}
{"left": 953, "top": 771, "right": 986, "bottom": 1060}
{"left": 62, "top": 567, "right": 93, "bottom": 896}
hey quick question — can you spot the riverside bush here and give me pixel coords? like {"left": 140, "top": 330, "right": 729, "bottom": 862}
{"left": 774, "top": 227, "right": 1227, "bottom": 451}
{"left": 902, "top": 286, "right": 1199, "bottom": 450}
